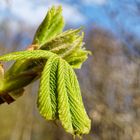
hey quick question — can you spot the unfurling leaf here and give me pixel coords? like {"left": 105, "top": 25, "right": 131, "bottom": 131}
{"left": 40, "top": 29, "right": 82, "bottom": 51}
{"left": 33, "top": 6, "right": 65, "bottom": 47}
{"left": 57, "top": 59, "right": 91, "bottom": 136}
{"left": 41, "top": 29, "right": 90, "bottom": 68}
{"left": 57, "top": 58, "right": 74, "bottom": 134}
{"left": 65, "top": 49, "right": 91, "bottom": 69}
{"left": 37, "top": 55, "right": 91, "bottom": 136}
{"left": 0, "top": 50, "right": 54, "bottom": 61}
{"left": 0, "top": 6, "right": 91, "bottom": 138}
{"left": 38, "top": 56, "right": 59, "bottom": 120}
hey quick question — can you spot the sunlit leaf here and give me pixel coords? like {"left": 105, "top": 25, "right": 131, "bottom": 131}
{"left": 41, "top": 29, "right": 90, "bottom": 68}
{"left": 0, "top": 50, "right": 54, "bottom": 61}
{"left": 0, "top": 6, "right": 91, "bottom": 137}
{"left": 33, "top": 6, "right": 65, "bottom": 47}
{"left": 57, "top": 58, "right": 91, "bottom": 136}
{"left": 37, "top": 56, "right": 59, "bottom": 120}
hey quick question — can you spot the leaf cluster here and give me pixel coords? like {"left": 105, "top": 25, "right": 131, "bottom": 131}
{"left": 0, "top": 6, "right": 91, "bottom": 137}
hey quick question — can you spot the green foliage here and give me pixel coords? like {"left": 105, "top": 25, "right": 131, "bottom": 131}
{"left": 0, "top": 6, "right": 91, "bottom": 137}
{"left": 41, "top": 29, "right": 90, "bottom": 69}
{"left": 38, "top": 56, "right": 59, "bottom": 120}
{"left": 0, "top": 50, "right": 91, "bottom": 136}
{"left": 0, "top": 50, "right": 54, "bottom": 61}
{"left": 33, "top": 6, "right": 65, "bottom": 47}
{"left": 57, "top": 58, "right": 91, "bottom": 136}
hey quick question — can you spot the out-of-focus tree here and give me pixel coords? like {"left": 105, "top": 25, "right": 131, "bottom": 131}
{"left": 79, "top": 27, "right": 140, "bottom": 140}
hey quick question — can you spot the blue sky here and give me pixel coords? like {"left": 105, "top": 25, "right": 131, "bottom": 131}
{"left": 0, "top": 0, "right": 140, "bottom": 45}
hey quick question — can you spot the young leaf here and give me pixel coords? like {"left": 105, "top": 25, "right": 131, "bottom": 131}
{"left": 57, "top": 58, "right": 91, "bottom": 136}
{"left": 33, "top": 6, "right": 65, "bottom": 47}
{"left": 0, "top": 50, "right": 55, "bottom": 80}
{"left": 40, "top": 29, "right": 81, "bottom": 51}
{"left": 57, "top": 58, "right": 74, "bottom": 134}
{"left": 41, "top": 29, "right": 90, "bottom": 68}
{"left": 0, "top": 6, "right": 91, "bottom": 137}
{"left": 37, "top": 56, "right": 59, "bottom": 120}
{"left": 65, "top": 61, "right": 91, "bottom": 135}
{"left": 0, "top": 50, "right": 54, "bottom": 62}
{"left": 65, "top": 50, "right": 91, "bottom": 69}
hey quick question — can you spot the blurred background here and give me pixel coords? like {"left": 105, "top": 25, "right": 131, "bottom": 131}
{"left": 0, "top": 0, "right": 140, "bottom": 140}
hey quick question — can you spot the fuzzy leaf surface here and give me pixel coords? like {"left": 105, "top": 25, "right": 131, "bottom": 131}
{"left": 0, "top": 6, "right": 91, "bottom": 137}
{"left": 0, "top": 50, "right": 55, "bottom": 62}
{"left": 33, "top": 6, "right": 65, "bottom": 47}
{"left": 37, "top": 56, "right": 59, "bottom": 120}
{"left": 57, "top": 58, "right": 91, "bottom": 136}
{"left": 41, "top": 29, "right": 90, "bottom": 68}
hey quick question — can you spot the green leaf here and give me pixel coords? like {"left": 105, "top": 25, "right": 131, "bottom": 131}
{"left": 0, "top": 50, "right": 55, "bottom": 78}
{"left": 37, "top": 56, "right": 59, "bottom": 120}
{"left": 0, "top": 6, "right": 91, "bottom": 136}
{"left": 0, "top": 47, "right": 90, "bottom": 69}
{"left": 33, "top": 6, "right": 65, "bottom": 47}
{"left": 61, "top": 32, "right": 84, "bottom": 59}
{"left": 57, "top": 58, "right": 91, "bottom": 136}
{"left": 41, "top": 29, "right": 90, "bottom": 68}
{"left": 57, "top": 58, "right": 74, "bottom": 134}
{"left": 40, "top": 28, "right": 81, "bottom": 51}
{"left": 0, "top": 50, "right": 55, "bottom": 62}
{"left": 65, "top": 60, "right": 91, "bottom": 135}
{"left": 65, "top": 50, "right": 91, "bottom": 69}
